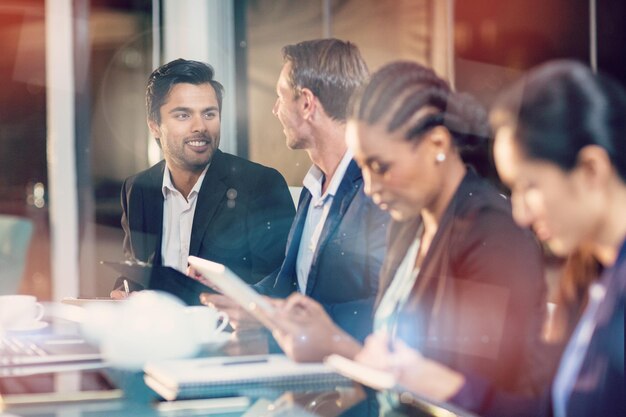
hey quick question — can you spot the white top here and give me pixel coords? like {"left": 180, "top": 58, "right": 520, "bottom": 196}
{"left": 372, "top": 226, "right": 422, "bottom": 415}
{"left": 161, "top": 165, "right": 209, "bottom": 272}
{"left": 373, "top": 224, "right": 423, "bottom": 334}
{"left": 552, "top": 282, "right": 607, "bottom": 417}
{"left": 295, "top": 150, "right": 353, "bottom": 293}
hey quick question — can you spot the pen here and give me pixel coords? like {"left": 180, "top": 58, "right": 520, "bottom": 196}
{"left": 123, "top": 279, "right": 130, "bottom": 296}
{"left": 221, "top": 358, "right": 269, "bottom": 367}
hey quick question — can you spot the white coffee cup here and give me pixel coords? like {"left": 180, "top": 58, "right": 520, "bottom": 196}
{"left": 0, "top": 295, "right": 45, "bottom": 329}
{"left": 183, "top": 306, "right": 229, "bottom": 344}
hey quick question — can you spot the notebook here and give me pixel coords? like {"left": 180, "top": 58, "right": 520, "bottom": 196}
{"left": 143, "top": 354, "right": 352, "bottom": 401}
{"left": 0, "top": 333, "right": 102, "bottom": 374}
{"left": 186, "top": 256, "right": 278, "bottom": 330}
{"left": 61, "top": 297, "right": 125, "bottom": 307}
{"left": 324, "top": 354, "right": 396, "bottom": 391}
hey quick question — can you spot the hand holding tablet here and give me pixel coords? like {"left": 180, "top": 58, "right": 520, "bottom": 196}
{"left": 187, "top": 256, "right": 279, "bottom": 332}
{"left": 187, "top": 256, "right": 358, "bottom": 363}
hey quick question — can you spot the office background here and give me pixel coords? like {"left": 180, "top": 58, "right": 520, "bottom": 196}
{"left": 0, "top": 0, "right": 624, "bottom": 302}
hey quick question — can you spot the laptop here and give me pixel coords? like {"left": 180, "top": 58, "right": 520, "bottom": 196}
{"left": 0, "top": 333, "right": 102, "bottom": 375}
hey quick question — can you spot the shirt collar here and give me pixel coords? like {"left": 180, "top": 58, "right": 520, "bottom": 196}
{"left": 303, "top": 149, "right": 353, "bottom": 204}
{"left": 161, "top": 163, "right": 209, "bottom": 199}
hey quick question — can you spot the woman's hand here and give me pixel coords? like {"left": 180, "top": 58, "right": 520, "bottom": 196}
{"left": 271, "top": 293, "right": 361, "bottom": 362}
{"left": 354, "top": 332, "right": 397, "bottom": 372}
{"left": 355, "top": 332, "right": 465, "bottom": 402}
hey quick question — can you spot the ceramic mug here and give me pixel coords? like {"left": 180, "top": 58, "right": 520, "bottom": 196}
{"left": 183, "top": 306, "right": 229, "bottom": 344}
{"left": 0, "top": 295, "right": 44, "bottom": 329}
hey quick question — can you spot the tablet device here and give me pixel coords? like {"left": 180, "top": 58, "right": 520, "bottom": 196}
{"left": 99, "top": 260, "right": 152, "bottom": 288}
{"left": 187, "top": 256, "right": 278, "bottom": 330}
{"left": 324, "top": 354, "right": 480, "bottom": 417}
{"left": 100, "top": 260, "right": 216, "bottom": 306}
{"left": 324, "top": 354, "right": 396, "bottom": 391}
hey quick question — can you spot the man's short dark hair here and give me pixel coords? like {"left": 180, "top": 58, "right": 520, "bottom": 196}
{"left": 146, "top": 58, "right": 224, "bottom": 124}
{"left": 282, "top": 38, "right": 368, "bottom": 122}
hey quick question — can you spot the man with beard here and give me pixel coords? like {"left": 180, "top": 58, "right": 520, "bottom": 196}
{"left": 201, "top": 39, "right": 389, "bottom": 341}
{"left": 112, "top": 59, "right": 294, "bottom": 301}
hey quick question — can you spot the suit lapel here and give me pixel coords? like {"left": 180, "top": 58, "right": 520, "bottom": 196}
{"left": 189, "top": 150, "right": 228, "bottom": 256}
{"left": 375, "top": 171, "right": 477, "bottom": 309}
{"left": 140, "top": 162, "right": 166, "bottom": 264}
{"left": 404, "top": 172, "right": 474, "bottom": 314}
{"left": 280, "top": 190, "right": 312, "bottom": 280}
{"left": 305, "top": 161, "right": 360, "bottom": 294}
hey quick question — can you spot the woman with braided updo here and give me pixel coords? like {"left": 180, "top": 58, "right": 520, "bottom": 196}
{"left": 270, "top": 61, "right": 548, "bottom": 407}
{"left": 345, "top": 61, "right": 625, "bottom": 417}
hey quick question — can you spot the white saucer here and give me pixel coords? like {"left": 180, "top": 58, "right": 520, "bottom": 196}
{"left": 5, "top": 320, "right": 49, "bottom": 332}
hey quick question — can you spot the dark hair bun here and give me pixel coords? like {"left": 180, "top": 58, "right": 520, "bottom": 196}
{"left": 352, "top": 60, "right": 500, "bottom": 183}
{"left": 446, "top": 92, "right": 490, "bottom": 149}
{"left": 444, "top": 92, "right": 493, "bottom": 179}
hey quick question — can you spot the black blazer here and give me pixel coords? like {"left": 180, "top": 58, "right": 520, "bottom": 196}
{"left": 120, "top": 149, "right": 295, "bottom": 287}
{"left": 381, "top": 171, "right": 548, "bottom": 395}
{"left": 255, "top": 161, "right": 390, "bottom": 341}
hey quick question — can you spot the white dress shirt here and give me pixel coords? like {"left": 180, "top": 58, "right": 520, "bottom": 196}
{"left": 160, "top": 165, "right": 208, "bottom": 272}
{"left": 296, "top": 150, "right": 353, "bottom": 293}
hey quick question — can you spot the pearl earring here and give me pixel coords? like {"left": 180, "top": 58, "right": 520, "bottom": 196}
{"left": 436, "top": 153, "right": 446, "bottom": 163}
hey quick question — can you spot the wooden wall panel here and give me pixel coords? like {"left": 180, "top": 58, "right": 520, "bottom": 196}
{"left": 246, "top": 0, "right": 437, "bottom": 185}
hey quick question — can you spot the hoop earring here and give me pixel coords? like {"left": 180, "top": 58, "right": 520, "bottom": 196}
{"left": 435, "top": 153, "right": 446, "bottom": 163}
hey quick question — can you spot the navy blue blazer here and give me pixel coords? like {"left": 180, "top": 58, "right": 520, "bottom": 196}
{"left": 255, "top": 161, "right": 390, "bottom": 341}
{"left": 120, "top": 149, "right": 295, "bottom": 289}
{"left": 558, "top": 241, "right": 624, "bottom": 417}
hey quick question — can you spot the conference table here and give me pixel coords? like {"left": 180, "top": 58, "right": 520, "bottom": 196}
{"left": 1, "top": 330, "right": 354, "bottom": 417}
{"left": 0, "top": 319, "right": 465, "bottom": 417}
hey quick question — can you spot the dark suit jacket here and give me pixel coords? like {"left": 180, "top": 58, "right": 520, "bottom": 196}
{"left": 381, "top": 170, "right": 548, "bottom": 395}
{"left": 120, "top": 149, "right": 295, "bottom": 292}
{"left": 255, "top": 161, "right": 390, "bottom": 341}
{"left": 559, "top": 246, "right": 625, "bottom": 417}
{"left": 447, "top": 236, "right": 625, "bottom": 417}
